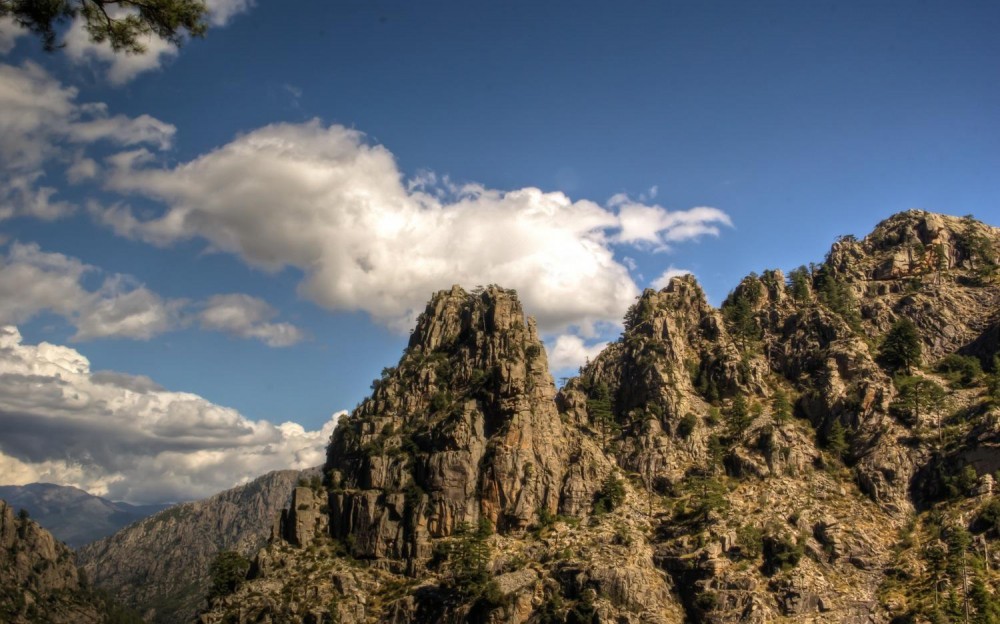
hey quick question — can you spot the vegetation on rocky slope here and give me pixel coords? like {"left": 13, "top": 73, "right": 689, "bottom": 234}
{"left": 187, "top": 211, "right": 999, "bottom": 623}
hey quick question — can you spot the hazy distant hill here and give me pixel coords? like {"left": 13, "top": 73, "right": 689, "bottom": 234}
{"left": 78, "top": 467, "right": 317, "bottom": 624}
{"left": 0, "top": 483, "right": 169, "bottom": 548}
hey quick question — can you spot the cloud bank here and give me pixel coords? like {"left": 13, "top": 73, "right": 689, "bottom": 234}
{"left": 95, "top": 120, "right": 731, "bottom": 339}
{"left": 0, "top": 241, "right": 302, "bottom": 346}
{"left": 0, "top": 326, "right": 335, "bottom": 503}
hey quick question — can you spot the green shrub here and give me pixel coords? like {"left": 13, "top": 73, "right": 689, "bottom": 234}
{"left": 736, "top": 524, "right": 763, "bottom": 559}
{"left": 207, "top": 551, "right": 250, "bottom": 600}
{"left": 762, "top": 533, "right": 803, "bottom": 575}
{"left": 592, "top": 474, "right": 626, "bottom": 515}
{"left": 973, "top": 497, "right": 1000, "bottom": 535}
{"left": 936, "top": 354, "right": 983, "bottom": 387}
{"left": 677, "top": 412, "right": 697, "bottom": 439}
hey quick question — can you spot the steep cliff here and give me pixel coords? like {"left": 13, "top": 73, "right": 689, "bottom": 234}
{"left": 0, "top": 499, "right": 139, "bottom": 623}
{"left": 197, "top": 210, "right": 999, "bottom": 624}
{"left": 78, "top": 468, "right": 314, "bottom": 624}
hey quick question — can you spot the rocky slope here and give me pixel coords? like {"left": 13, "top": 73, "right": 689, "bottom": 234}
{"left": 0, "top": 483, "right": 169, "bottom": 548}
{"left": 0, "top": 499, "right": 140, "bottom": 623}
{"left": 78, "top": 468, "right": 315, "bottom": 624}
{"left": 197, "top": 210, "right": 999, "bottom": 624}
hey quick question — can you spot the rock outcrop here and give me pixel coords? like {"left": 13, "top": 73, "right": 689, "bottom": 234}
{"left": 0, "top": 499, "right": 132, "bottom": 623}
{"left": 195, "top": 210, "right": 999, "bottom": 624}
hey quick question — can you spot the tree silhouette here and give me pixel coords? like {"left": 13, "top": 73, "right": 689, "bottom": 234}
{"left": 1, "top": 0, "right": 207, "bottom": 53}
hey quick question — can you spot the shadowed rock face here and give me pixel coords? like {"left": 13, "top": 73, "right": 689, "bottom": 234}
{"left": 0, "top": 499, "right": 107, "bottom": 623}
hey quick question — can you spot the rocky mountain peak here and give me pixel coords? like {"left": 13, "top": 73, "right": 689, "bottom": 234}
{"left": 323, "top": 285, "right": 579, "bottom": 567}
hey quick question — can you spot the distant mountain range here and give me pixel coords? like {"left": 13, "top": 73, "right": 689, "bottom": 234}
{"left": 0, "top": 483, "right": 170, "bottom": 548}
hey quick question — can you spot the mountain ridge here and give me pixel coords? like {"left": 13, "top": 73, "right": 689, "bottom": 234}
{"left": 0, "top": 483, "right": 170, "bottom": 549}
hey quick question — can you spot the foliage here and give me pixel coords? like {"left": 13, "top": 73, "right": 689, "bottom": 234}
{"left": 973, "top": 497, "right": 1000, "bottom": 535}
{"left": 0, "top": 0, "right": 208, "bottom": 53}
{"left": 726, "top": 394, "right": 754, "bottom": 438}
{"left": 935, "top": 354, "right": 982, "bottom": 387}
{"left": 592, "top": 474, "right": 626, "bottom": 515}
{"left": 736, "top": 523, "right": 763, "bottom": 559}
{"left": 682, "top": 474, "right": 729, "bottom": 523}
{"left": 822, "top": 418, "right": 849, "bottom": 460}
{"left": 955, "top": 224, "right": 999, "bottom": 282}
{"left": 722, "top": 278, "right": 763, "bottom": 346}
{"left": 880, "top": 318, "right": 922, "bottom": 373}
{"left": 890, "top": 375, "right": 945, "bottom": 428}
{"left": 677, "top": 412, "right": 697, "bottom": 439}
{"left": 761, "top": 532, "right": 804, "bottom": 575}
{"left": 771, "top": 387, "right": 793, "bottom": 421}
{"left": 787, "top": 265, "right": 812, "bottom": 302}
{"left": 207, "top": 550, "right": 250, "bottom": 601}
{"left": 814, "top": 268, "right": 862, "bottom": 331}
{"left": 586, "top": 381, "right": 618, "bottom": 445}
{"left": 969, "top": 577, "right": 1000, "bottom": 624}
{"left": 448, "top": 518, "right": 501, "bottom": 605}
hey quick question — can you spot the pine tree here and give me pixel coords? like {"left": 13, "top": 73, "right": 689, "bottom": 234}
{"left": 880, "top": 318, "right": 922, "bottom": 374}
{"left": 1, "top": 0, "right": 208, "bottom": 53}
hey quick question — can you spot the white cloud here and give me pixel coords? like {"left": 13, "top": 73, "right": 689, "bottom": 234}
{"left": 610, "top": 193, "right": 731, "bottom": 249}
{"left": 650, "top": 266, "right": 693, "bottom": 290}
{"left": 73, "top": 279, "right": 186, "bottom": 341}
{"left": 199, "top": 294, "right": 304, "bottom": 347}
{"left": 0, "top": 241, "right": 302, "bottom": 346}
{"left": 205, "top": 0, "right": 255, "bottom": 26}
{"left": 0, "top": 242, "right": 181, "bottom": 341}
{"left": 64, "top": 17, "right": 179, "bottom": 85}
{"left": 63, "top": 0, "right": 253, "bottom": 84}
{"left": 0, "top": 62, "right": 175, "bottom": 221}
{"left": 97, "top": 120, "right": 732, "bottom": 335}
{"left": 0, "top": 326, "right": 338, "bottom": 503}
{"left": 0, "top": 17, "right": 24, "bottom": 54}
{"left": 547, "top": 334, "right": 608, "bottom": 371}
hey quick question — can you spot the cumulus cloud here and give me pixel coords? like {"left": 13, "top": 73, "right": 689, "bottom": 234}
{"left": 0, "top": 241, "right": 302, "bottom": 346}
{"left": 650, "top": 266, "right": 693, "bottom": 290}
{"left": 610, "top": 193, "right": 732, "bottom": 249}
{"left": 64, "top": 0, "right": 253, "bottom": 84}
{"left": 0, "top": 326, "right": 339, "bottom": 503}
{"left": 96, "top": 120, "right": 732, "bottom": 335}
{"left": 547, "top": 335, "right": 608, "bottom": 371}
{"left": 0, "top": 62, "right": 175, "bottom": 221}
{"left": 199, "top": 294, "right": 305, "bottom": 347}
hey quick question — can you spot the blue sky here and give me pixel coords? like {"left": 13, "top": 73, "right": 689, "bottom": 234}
{"left": 0, "top": 0, "right": 997, "bottom": 502}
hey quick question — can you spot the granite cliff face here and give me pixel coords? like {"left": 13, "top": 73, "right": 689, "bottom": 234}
{"left": 78, "top": 468, "right": 314, "bottom": 624}
{"left": 0, "top": 499, "right": 137, "bottom": 623}
{"left": 196, "top": 211, "right": 999, "bottom": 624}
